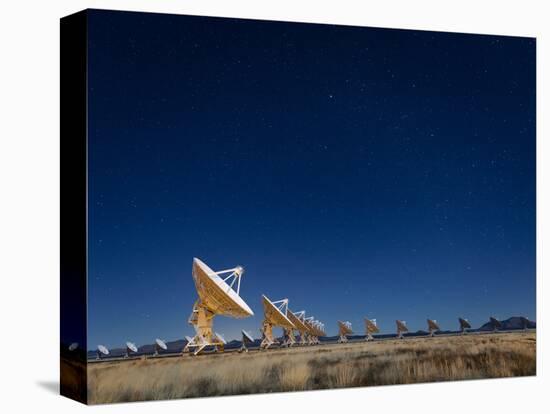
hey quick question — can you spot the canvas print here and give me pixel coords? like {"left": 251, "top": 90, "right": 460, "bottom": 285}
{"left": 60, "top": 9, "right": 536, "bottom": 405}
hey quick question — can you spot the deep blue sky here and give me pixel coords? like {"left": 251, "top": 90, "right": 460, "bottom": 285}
{"left": 87, "top": 9, "right": 535, "bottom": 349}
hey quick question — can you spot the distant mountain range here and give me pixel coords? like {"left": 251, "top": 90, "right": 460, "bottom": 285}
{"left": 478, "top": 316, "right": 535, "bottom": 331}
{"left": 86, "top": 316, "right": 535, "bottom": 358}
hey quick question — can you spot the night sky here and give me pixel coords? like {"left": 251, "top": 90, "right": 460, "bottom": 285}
{"left": 87, "top": 9, "right": 535, "bottom": 349}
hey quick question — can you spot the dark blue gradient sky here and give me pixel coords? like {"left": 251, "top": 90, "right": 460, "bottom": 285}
{"left": 87, "top": 10, "right": 535, "bottom": 348}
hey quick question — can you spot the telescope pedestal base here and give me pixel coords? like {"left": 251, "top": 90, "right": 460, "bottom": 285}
{"left": 184, "top": 303, "right": 224, "bottom": 355}
{"left": 260, "top": 322, "right": 277, "bottom": 349}
{"left": 282, "top": 328, "right": 296, "bottom": 347}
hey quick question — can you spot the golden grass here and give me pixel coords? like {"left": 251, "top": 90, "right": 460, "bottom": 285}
{"left": 87, "top": 332, "right": 536, "bottom": 404}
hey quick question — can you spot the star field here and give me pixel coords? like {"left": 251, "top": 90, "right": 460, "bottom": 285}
{"left": 86, "top": 10, "right": 535, "bottom": 348}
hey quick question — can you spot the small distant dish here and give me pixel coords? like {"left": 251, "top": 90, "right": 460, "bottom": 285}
{"left": 459, "top": 317, "right": 471, "bottom": 334}
{"left": 125, "top": 341, "right": 138, "bottom": 357}
{"left": 338, "top": 320, "right": 353, "bottom": 343}
{"left": 97, "top": 345, "right": 109, "bottom": 359}
{"left": 427, "top": 319, "right": 440, "bottom": 337}
{"left": 154, "top": 338, "right": 167, "bottom": 356}
{"left": 156, "top": 338, "right": 168, "bottom": 350}
{"left": 242, "top": 330, "right": 254, "bottom": 343}
{"left": 396, "top": 320, "right": 408, "bottom": 339}
{"left": 365, "top": 318, "right": 379, "bottom": 341}
{"left": 68, "top": 342, "right": 79, "bottom": 351}
{"left": 239, "top": 330, "right": 254, "bottom": 353}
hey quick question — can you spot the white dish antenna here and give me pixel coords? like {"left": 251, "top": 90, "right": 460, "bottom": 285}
{"left": 97, "top": 345, "right": 109, "bottom": 359}
{"left": 260, "top": 295, "right": 295, "bottom": 349}
{"left": 192, "top": 258, "right": 253, "bottom": 317}
{"left": 98, "top": 345, "right": 109, "bottom": 355}
{"left": 156, "top": 338, "right": 168, "bottom": 350}
{"left": 239, "top": 329, "right": 254, "bottom": 353}
{"left": 459, "top": 317, "right": 471, "bottom": 333}
{"left": 242, "top": 330, "right": 254, "bottom": 343}
{"left": 396, "top": 320, "right": 408, "bottom": 339}
{"left": 292, "top": 311, "right": 311, "bottom": 345}
{"left": 262, "top": 295, "right": 295, "bottom": 328}
{"left": 338, "top": 320, "right": 353, "bottom": 342}
{"left": 125, "top": 341, "right": 138, "bottom": 357}
{"left": 287, "top": 309, "right": 309, "bottom": 334}
{"left": 185, "top": 258, "right": 253, "bottom": 355}
{"left": 427, "top": 319, "right": 440, "bottom": 336}
{"left": 365, "top": 317, "right": 379, "bottom": 340}
{"left": 68, "top": 342, "right": 79, "bottom": 351}
{"left": 153, "top": 338, "right": 167, "bottom": 356}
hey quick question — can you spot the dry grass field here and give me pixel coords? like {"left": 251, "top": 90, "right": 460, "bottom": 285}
{"left": 87, "top": 332, "right": 535, "bottom": 404}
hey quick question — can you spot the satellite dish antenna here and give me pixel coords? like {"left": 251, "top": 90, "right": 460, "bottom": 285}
{"left": 459, "top": 317, "right": 471, "bottom": 334}
{"left": 396, "top": 320, "right": 408, "bottom": 339}
{"left": 97, "top": 345, "right": 109, "bottom": 360}
{"left": 260, "top": 295, "right": 295, "bottom": 349}
{"left": 489, "top": 317, "right": 502, "bottom": 332}
{"left": 337, "top": 321, "right": 353, "bottom": 343}
{"left": 125, "top": 342, "right": 138, "bottom": 358}
{"left": 185, "top": 258, "right": 254, "bottom": 355}
{"left": 68, "top": 342, "right": 79, "bottom": 351}
{"left": 303, "top": 316, "right": 315, "bottom": 345}
{"left": 239, "top": 330, "right": 254, "bottom": 353}
{"left": 305, "top": 316, "right": 325, "bottom": 345}
{"left": 427, "top": 319, "right": 440, "bottom": 337}
{"left": 365, "top": 318, "right": 379, "bottom": 341}
{"left": 154, "top": 338, "right": 167, "bottom": 356}
{"left": 304, "top": 317, "right": 325, "bottom": 344}
{"left": 288, "top": 310, "right": 310, "bottom": 346}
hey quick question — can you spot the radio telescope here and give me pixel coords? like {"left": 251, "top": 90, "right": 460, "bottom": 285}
{"left": 489, "top": 317, "right": 502, "bottom": 332}
{"left": 125, "top": 342, "right": 138, "bottom": 358}
{"left": 427, "top": 319, "right": 440, "bottom": 337}
{"left": 260, "top": 295, "right": 295, "bottom": 349}
{"left": 459, "top": 317, "right": 471, "bottom": 334}
{"left": 338, "top": 321, "right": 353, "bottom": 343}
{"left": 314, "top": 320, "right": 326, "bottom": 342}
{"left": 154, "top": 339, "right": 167, "bottom": 356}
{"left": 288, "top": 310, "right": 310, "bottom": 346}
{"left": 396, "top": 320, "right": 408, "bottom": 339}
{"left": 303, "top": 316, "right": 315, "bottom": 344}
{"left": 305, "top": 317, "right": 325, "bottom": 344}
{"left": 68, "top": 342, "right": 79, "bottom": 351}
{"left": 365, "top": 318, "right": 379, "bottom": 341}
{"left": 239, "top": 330, "right": 254, "bottom": 353}
{"left": 97, "top": 345, "right": 109, "bottom": 360}
{"left": 185, "top": 258, "right": 254, "bottom": 355}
